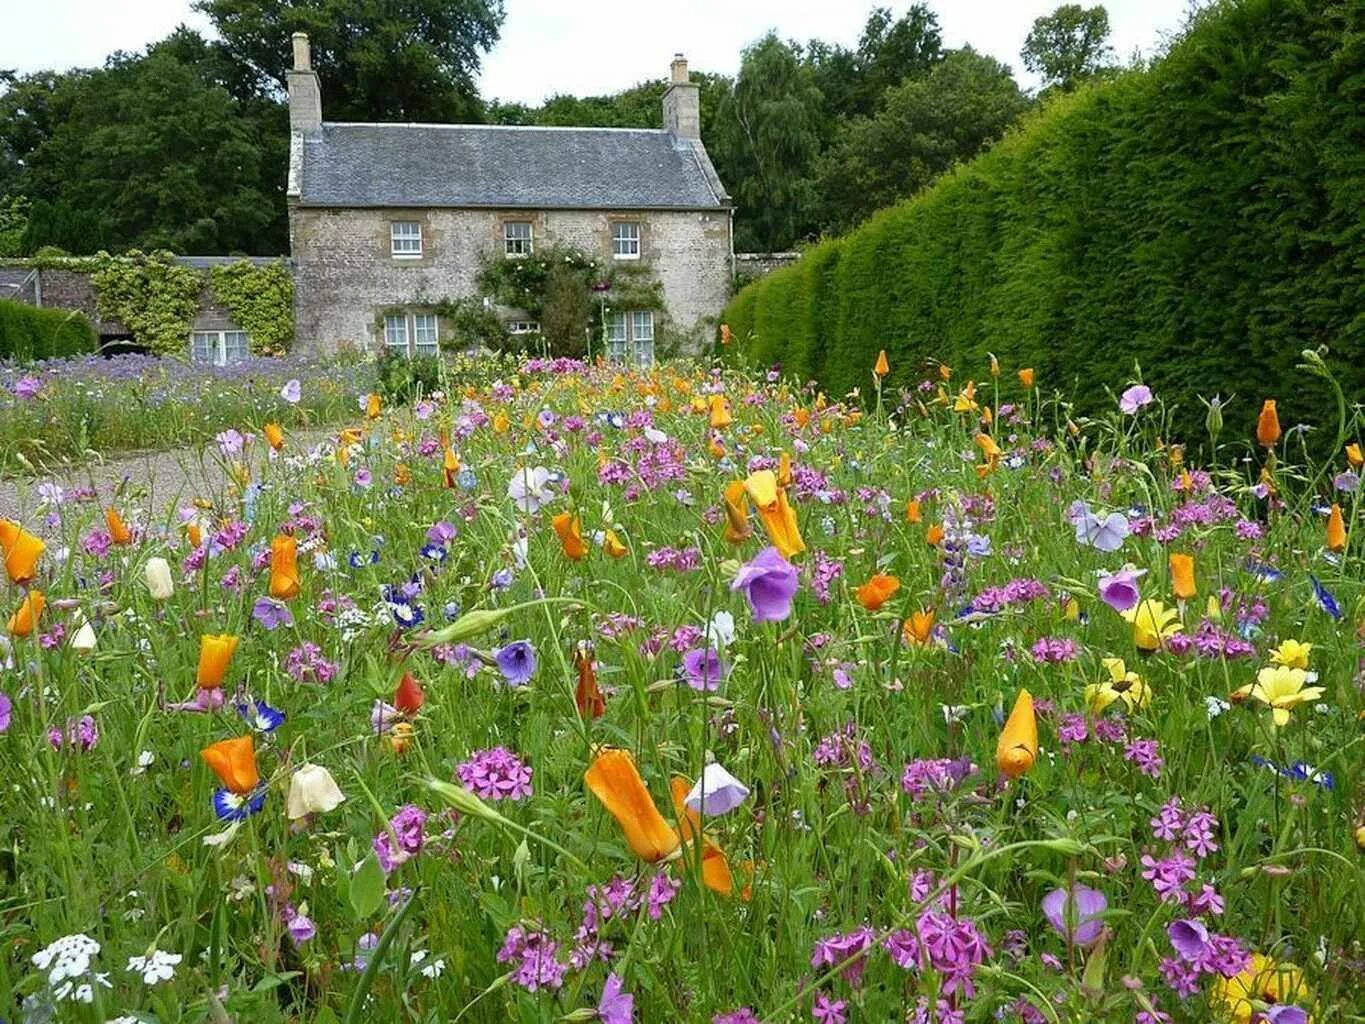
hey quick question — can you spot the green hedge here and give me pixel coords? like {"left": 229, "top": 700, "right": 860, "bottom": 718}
{"left": 722, "top": 0, "right": 1365, "bottom": 443}
{"left": 0, "top": 299, "right": 97, "bottom": 362}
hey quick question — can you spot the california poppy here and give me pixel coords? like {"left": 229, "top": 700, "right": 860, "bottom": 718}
{"left": 263, "top": 422, "right": 285, "bottom": 451}
{"left": 394, "top": 670, "right": 425, "bottom": 715}
{"left": 1326, "top": 503, "right": 1346, "bottom": 552}
{"left": 603, "top": 530, "right": 628, "bottom": 558}
{"left": 269, "top": 534, "right": 301, "bottom": 600}
{"left": 669, "top": 776, "right": 733, "bottom": 895}
{"left": 996, "top": 689, "right": 1037, "bottom": 780}
{"left": 723, "top": 482, "right": 752, "bottom": 544}
{"left": 442, "top": 446, "right": 460, "bottom": 489}
{"left": 1019, "top": 368, "right": 1035, "bottom": 388}
{"left": 0, "top": 519, "right": 45, "bottom": 584}
{"left": 492, "top": 410, "right": 510, "bottom": 434}
{"left": 201, "top": 735, "right": 259, "bottom": 794}
{"left": 873, "top": 350, "right": 890, "bottom": 378}
{"left": 365, "top": 393, "right": 381, "bottom": 420}
{"left": 1256, "top": 400, "right": 1280, "bottom": 447}
{"left": 552, "top": 512, "right": 589, "bottom": 561}
{"left": 1347, "top": 443, "right": 1363, "bottom": 469}
{"left": 584, "top": 748, "right": 680, "bottom": 862}
{"left": 902, "top": 608, "right": 936, "bottom": 646}
{"left": 104, "top": 507, "right": 133, "bottom": 546}
{"left": 1169, "top": 552, "right": 1197, "bottom": 601}
{"left": 574, "top": 646, "right": 606, "bottom": 719}
{"left": 855, "top": 574, "right": 900, "bottom": 611}
{"left": 925, "top": 523, "right": 945, "bottom": 547}
{"left": 7, "top": 589, "right": 45, "bottom": 637}
{"left": 197, "top": 633, "right": 240, "bottom": 690}
{"left": 905, "top": 499, "right": 922, "bottom": 524}
{"left": 777, "top": 452, "right": 793, "bottom": 489}
{"left": 709, "top": 395, "right": 733, "bottom": 430}
{"left": 742, "top": 470, "right": 805, "bottom": 559}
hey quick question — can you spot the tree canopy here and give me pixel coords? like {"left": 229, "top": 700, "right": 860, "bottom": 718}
{"left": 1021, "top": 4, "right": 1115, "bottom": 91}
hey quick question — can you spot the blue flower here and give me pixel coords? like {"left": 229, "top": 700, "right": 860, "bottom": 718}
{"left": 494, "top": 640, "right": 537, "bottom": 686}
{"left": 456, "top": 467, "right": 477, "bottom": 490}
{"left": 212, "top": 787, "right": 267, "bottom": 821}
{"left": 348, "top": 549, "right": 380, "bottom": 569}
{"left": 420, "top": 543, "right": 447, "bottom": 563}
{"left": 237, "top": 698, "right": 286, "bottom": 733}
{"left": 1309, "top": 575, "right": 1342, "bottom": 620}
{"left": 443, "top": 601, "right": 462, "bottom": 621}
{"left": 388, "top": 600, "right": 424, "bottom": 629}
{"left": 1245, "top": 560, "right": 1283, "bottom": 582}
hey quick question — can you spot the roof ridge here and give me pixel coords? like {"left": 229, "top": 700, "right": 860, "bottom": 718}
{"left": 321, "top": 121, "right": 670, "bottom": 135}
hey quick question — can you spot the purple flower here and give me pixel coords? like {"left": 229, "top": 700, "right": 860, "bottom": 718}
{"left": 1097, "top": 567, "right": 1145, "bottom": 612}
{"left": 681, "top": 647, "right": 726, "bottom": 691}
{"left": 14, "top": 376, "right": 42, "bottom": 399}
{"left": 1042, "top": 886, "right": 1107, "bottom": 948}
{"left": 1167, "top": 919, "right": 1209, "bottom": 962}
{"left": 685, "top": 762, "right": 750, "bottom": 816}
{"left": 1119, "top": 384, "right": 1154, "bottom": 414}
{"left": 494, "top": 640, "right": 537, "bottom": 686}
{"left": 811, "top": 993, "right": 847, "bottom": 1024}
{"left": 1264, "top": 1007, "right": 1308, "bottom": 1024}
{"left": 597, "top": 972, "right": 634, "bottom": 1024}
{"left": 286, "top": 911, "right": 316, "bottom": 945}
{"left": 216, "top": 428, "right": 245, "bottom": 456}
{"left": 426, "top": 521, "right": 458, "bottom": 545}
{"left": 0, "top": 692, "right": 10, "bottom": 733}
{"left": 457, "top": 746, "right": 533, "bottom": 801}
{"left": 252, "top": 596, "right": 294, "bottom": 630}
{"left": 373, "top": 804, "right": 427, "bottom": 872}
{"left": 280, "top": 378, "right": 302, "bottom": 403}
{"left": 732, "top": 547, "right": 799, "bottom": 622}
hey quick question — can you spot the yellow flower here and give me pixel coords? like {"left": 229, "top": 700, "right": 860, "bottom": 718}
{"left": 996, "top": 689, "right": 1037, "bottom": 780}
{"left": 1120, "top": 599, "right": 1182, "bottom": 652}
{"left": 1211, "top": 953, "right": 1311, "bottom": 1024}
{"left": 1232, "top": 665, "right": 1324, "bottom": 727}
{"left": 1085, "top": 658, "right": 1152, "bottom": 715}
{"left": 1269, "top": 639, "right": 1312, "bottom": 670}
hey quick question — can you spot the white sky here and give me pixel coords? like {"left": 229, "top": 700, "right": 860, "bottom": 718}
{"left": 2, "top": 0, "right": 1195, "bottom": 99}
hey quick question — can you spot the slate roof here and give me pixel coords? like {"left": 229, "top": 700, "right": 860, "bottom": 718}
{"left": 295, "top": 123, "right": 729, "bottom": 210}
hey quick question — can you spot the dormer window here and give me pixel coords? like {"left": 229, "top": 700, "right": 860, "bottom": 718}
{"left": 612, "top": 222, "right": 641, "bottom": 260}
{"left": 504, "top": 221, "right": 533, "bottom": 257}
{"left": 391, "top": 221, "right": 422, "bottom": 258}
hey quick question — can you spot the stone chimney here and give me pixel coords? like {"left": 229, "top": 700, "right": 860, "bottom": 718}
{"left": 287, "top": 32, "right": 322, "bottom": 132}
{"left": 662, "top": 53, "right": 700, "bottom": 139}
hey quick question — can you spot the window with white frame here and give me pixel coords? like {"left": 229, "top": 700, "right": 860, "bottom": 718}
{"left": 390, "top": 221, "right": 422, "bottom": 257}
{"left": 506, "top": 320, "right": 540, "bottom": 335}
{"left": 630, "top": 311, "right": 655, "bottom": 366}
{"left": 504, "top": 221, "right": 533, "bottom": 257}
{"left": 383, "top": 311, "right": 440, "bottom": 358}
{"left": 612, "top": 221, "right": 641, "bottom": 259}
{"left": 606, "top": 312, "right": 628, "bottom": 362}
{"left": 189, "top": 329, "right": 250, "bottom": 366}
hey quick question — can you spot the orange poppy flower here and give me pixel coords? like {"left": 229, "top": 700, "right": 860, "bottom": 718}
{"left": 394, "top": 462, "right": 412, "bottom": 486}
{"left": 201, "top": 735, "right": 259, "bottom": 794}
{"left": 263, "top": 422, "right": 285, "bottom": 451}
{"left": 793, "top": 408, "right": 811, "bottom": 429}
{"left": 1256, "top": 400, "right": 1280, "bottom": 447}
{"left": 492, "top": 410, "right": 510, "bottom": 434}
{"left": 939, "top": 364, "right": 952, "bottom": 382}
{"left": 269, "top": 534, "right": 301, "bottom": 600}
{"left": 777, "top": 452, "right": 793, "bottom": 489}
{"left": 1347, "top": 443, "right": 1363, "bottom": 469}
{"left": 104, "top": 507, "right": 133, "bottom": 546}
{"left": 708, "top": 395, "right": 733, "bottom": 429}
{"left": 1018, "top": 368, "right": 1035, "bottom": 388}
{"left": 574, "top": 646, "right": 606, "bottom": 719}
{"left": 743, "top": 470, "right": 805, "bottom": 559}
{"left": 0, "top": 519, "right": 45, "bottom": 584}
{"left": 584, "top": 748, "right": 681, "bottom": 862}
{"left": 855, "top": 574, "right": 901, "bottom": 611}
{"left": 1326, "top": 503, "right": 1346, "bottom": 552}
{"left": 1169, "top": 553, "right": 1197, "bottom": 600}
{"left": 8, "top": 589, "right": 45, "bottom": 637}
{"left": 603, "top": 530, "right": 628, "bottom": 558}
{"left": 996, "top": 689, "right": 1037, "bottom": 780}
{"left": 197, "top": 633, "right": 240, "bottom": 690}
{"left": 394, "top": 670, "right": 424, "bottom": 715}
{"left": 723, "top": 481, "right": 753, "bottom": 544}
{"left": 365, "top": 393, "right": 381, "bottom": 420}
{"left": 905, "top": 499, "right": 922, "bottom": 524}
{"left": 925, "top": 523, "right": 945, "bottom": 547}
{"left": 442, "top": 447, "right": 460, "bottom": 489}
{"left": 902, "top": 608, "right": 936, "bottom": 645}
{"left": 552, "top": 512, "right": 589, "bottom": 561}
{"left": 669, "top": 776, "right": 734, "bottom": 896}
{"left": 873, "top": 350, "right": 890, "bottom": 378}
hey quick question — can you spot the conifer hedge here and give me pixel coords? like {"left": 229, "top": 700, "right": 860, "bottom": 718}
{"left": 721, "top": 0, "right": 1365, "bottom": 444}
{"left": 0, "top": 299, "right": 97, "bottom": 362}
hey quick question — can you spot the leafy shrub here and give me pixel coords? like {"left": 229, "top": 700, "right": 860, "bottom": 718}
{"left": 376, "top": 349, "right": 441, "bottom": 404}
{"left": 721, "top": 0, "right": 1365, "bottom": 447}
{"left": 0, "top": 299, "right": 97, "bottom": 362}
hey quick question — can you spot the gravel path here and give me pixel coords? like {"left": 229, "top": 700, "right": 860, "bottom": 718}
{"left": 0, "top": 431, "right": 334, "bottom": 525}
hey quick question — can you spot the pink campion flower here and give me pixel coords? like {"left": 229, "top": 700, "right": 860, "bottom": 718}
{"left": 1150, "top": 796, "right": 1186, "bottom": 840}
{"left": 646, "top": 873, "right": 680, "bottom": 919}
{"left": 1141, "top": 850, "right": 1197, "bottom": 901}
{"left": 810, "top": 926, "right": 876, "bottom": 987}
{"left": 456, "top": 747, "right": 533, "bottom": 801}
{"left": 373, "top": 805, "right": 427, "bottom": 872}
{"left": 811, "top": 993, "right": 847, "bottom": 1024}
{"left": 1183, "top": 809, "right": 1220, "bottom": 857}
{"left": 1125, "top": 738, "right": 1164, "bottom": 778}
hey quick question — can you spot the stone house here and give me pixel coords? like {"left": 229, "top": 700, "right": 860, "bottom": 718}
{"left": 286, "top": 34, "right": 733, "bottom": 364}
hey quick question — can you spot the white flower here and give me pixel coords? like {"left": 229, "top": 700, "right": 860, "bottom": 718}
{"left": 506, "top": 466, "right": 556, "bottom": 514}
{"left": 69, "top": 612, "right": 97, "bottom": 653}
{"left": 685, "top": 762, "right": 750, "bottom": 816}
{"left": 421, "top": 957, "right": 445, "bottom": 978}
{"left": 132, "top": 750, "right": 155, "bottom": 776}
{"left": 143, "top": 557, "right": 174, "bottom": 600}
{"left": 705, "top": 611, "right": 735, "bottom": 650}
{"left": 1204, "top": 696, "right": 1230, "bottom": 719}
{"left": 127, "top": 949, "right": 181, "bottom": 985}
{"left": 286, "top": 764, "right": 346, "bottom": 819}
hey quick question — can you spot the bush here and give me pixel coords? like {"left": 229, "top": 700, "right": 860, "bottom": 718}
{"left": 0, "top": 299, "right": 97, "bottom": 362}
{"left": 376, "top": 348, "right": 441, "bottom": 404}
{"left": 721, "top": 0, "right": 1365, "bottom": 446}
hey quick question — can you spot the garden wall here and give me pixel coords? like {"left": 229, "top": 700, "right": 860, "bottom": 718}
{"left": 721, "top": 0, "right": 1365, "bottom": 444}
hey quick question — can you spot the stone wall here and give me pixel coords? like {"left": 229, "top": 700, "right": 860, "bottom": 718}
{"left": 289, "top": 205, "right": 732, "bottom": 355}
{"left": 734, "top": 252, "right": 800, "bottom": 284}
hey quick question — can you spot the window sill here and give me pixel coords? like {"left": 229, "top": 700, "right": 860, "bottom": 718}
{"left": 613, "top": 254, "right": 641, "bottom": 262}
{"left": 391, "top": 253, "right": 424, "bottom": 260}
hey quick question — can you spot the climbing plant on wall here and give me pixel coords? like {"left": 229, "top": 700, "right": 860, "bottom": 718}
{"left": 209, "top": 260, "right": 294, "bottom": 355}
{"left": 89, "top": 250, "right": 203, "bottom": 356}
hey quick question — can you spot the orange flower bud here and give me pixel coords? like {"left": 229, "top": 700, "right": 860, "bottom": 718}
{"left": 1256, "top": 400, "right": 1281, "bottom": 447}
{"left": 7, "top": 589, "right": 45, "bottom": 637}
{"left": 263, "top": 422, "right": 285, "bottom": 451}
{"left": 552, "top": 512, "right": 589, "bottom": 561}
{"left": 104, "top": 507, "right": 133, "bottom": 546}
{"left": 1169, "top": 552, "right": 1197, "bottom": 601}
{"left": 905, "top": 499, "right": 922, "bottom": 524}
{"left": 585, "top": 748, "right": 680, "bottom": 863}
{"left": 996, "top": 689, "right": 1037, "bottom": 780}
{"left": 1018, "top": 368, "right": 1035, "bottom": 388}
{"left": 1326, "top": 503, "right": 1346, "bottom": 553}
{"left": 874, "top": 350, "right": 890, "bottom": 378}
{"left": 269, "top": 534, "right": 300, "bottom": 600}
{"left": 197, "top": 633, "right": 240, "bottom": 690}
{"left": 0, "top": 519, "right": 45, "bottom": 584}
{"left": 200, "top": 735, "right": 258, "bottom": 794}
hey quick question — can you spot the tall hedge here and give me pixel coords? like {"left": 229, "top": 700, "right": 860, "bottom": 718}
{"left": 721, "top": 0, "right": 1365, "bottom": 443}
{"left": 0, "top": 299, "right": 97, "bottom": 362}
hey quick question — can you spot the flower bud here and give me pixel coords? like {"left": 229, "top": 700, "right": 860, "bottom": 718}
{"left": 286, "top": 764, "right": 346, "bottom": 820}
{"left": 144, "top": 557, "right": 174, "bottom": 601}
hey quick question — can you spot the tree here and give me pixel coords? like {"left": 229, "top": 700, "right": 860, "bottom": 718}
{"left": 809, "top": 5, "right": 943, "bottom": 123}
{"left": 1021, "top": 4, "right": 1114, "bottom": 91}
{"left": 195, "top": 0, "right": 505, "bottom": 122}
{"left": 814, "top": 49, "right": 1028, "bottom": 233}
{"left": 711, "top": 35, "right": 825, "bottom": 252}
{"left": 8, "top": 32, "right": 287, "bottom": 255}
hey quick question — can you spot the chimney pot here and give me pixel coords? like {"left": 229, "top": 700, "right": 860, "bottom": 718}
{"left": 670, "top": 54, "right": 689, "bottom": 84}
{"left": 292, "top": 32, "right": 311, "bottom": 71}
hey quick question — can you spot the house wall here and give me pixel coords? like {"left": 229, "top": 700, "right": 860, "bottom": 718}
{"left": 288, "top": 205, "right": 732, "bottom": 355}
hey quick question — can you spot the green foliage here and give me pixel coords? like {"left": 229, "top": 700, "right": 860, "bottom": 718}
{"left": 1021, "top": 3, "right": 1116, "bottom": 91}
{"left": 541, "top": 261, "right": 593, "bottom": 356}
{"left": 90, "top": 250, "right": 205, "bottom": 356}
{"left": 210, "top": 260, "right": 295, "bottom": 355}
{"left": 375, "top": 347, "right": 440, "bottom": 404}
{"left": 195, "top": 0, "right": 503, "bottom": 122}
{"left": 0, "top": 196, "right": 29, "bottom": 258}
{"left": 0, "top": 299, "right": 97, "bottom": 362}
{"left": 722, "top": 0, "right": 1365, "bottom": 447}
{"left": 432, "top": 296, "right": 504, "bottom": 352}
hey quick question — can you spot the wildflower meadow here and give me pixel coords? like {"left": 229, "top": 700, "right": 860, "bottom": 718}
{"left": 0, "top": 352, "right": 1360, "bottom": 1024}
